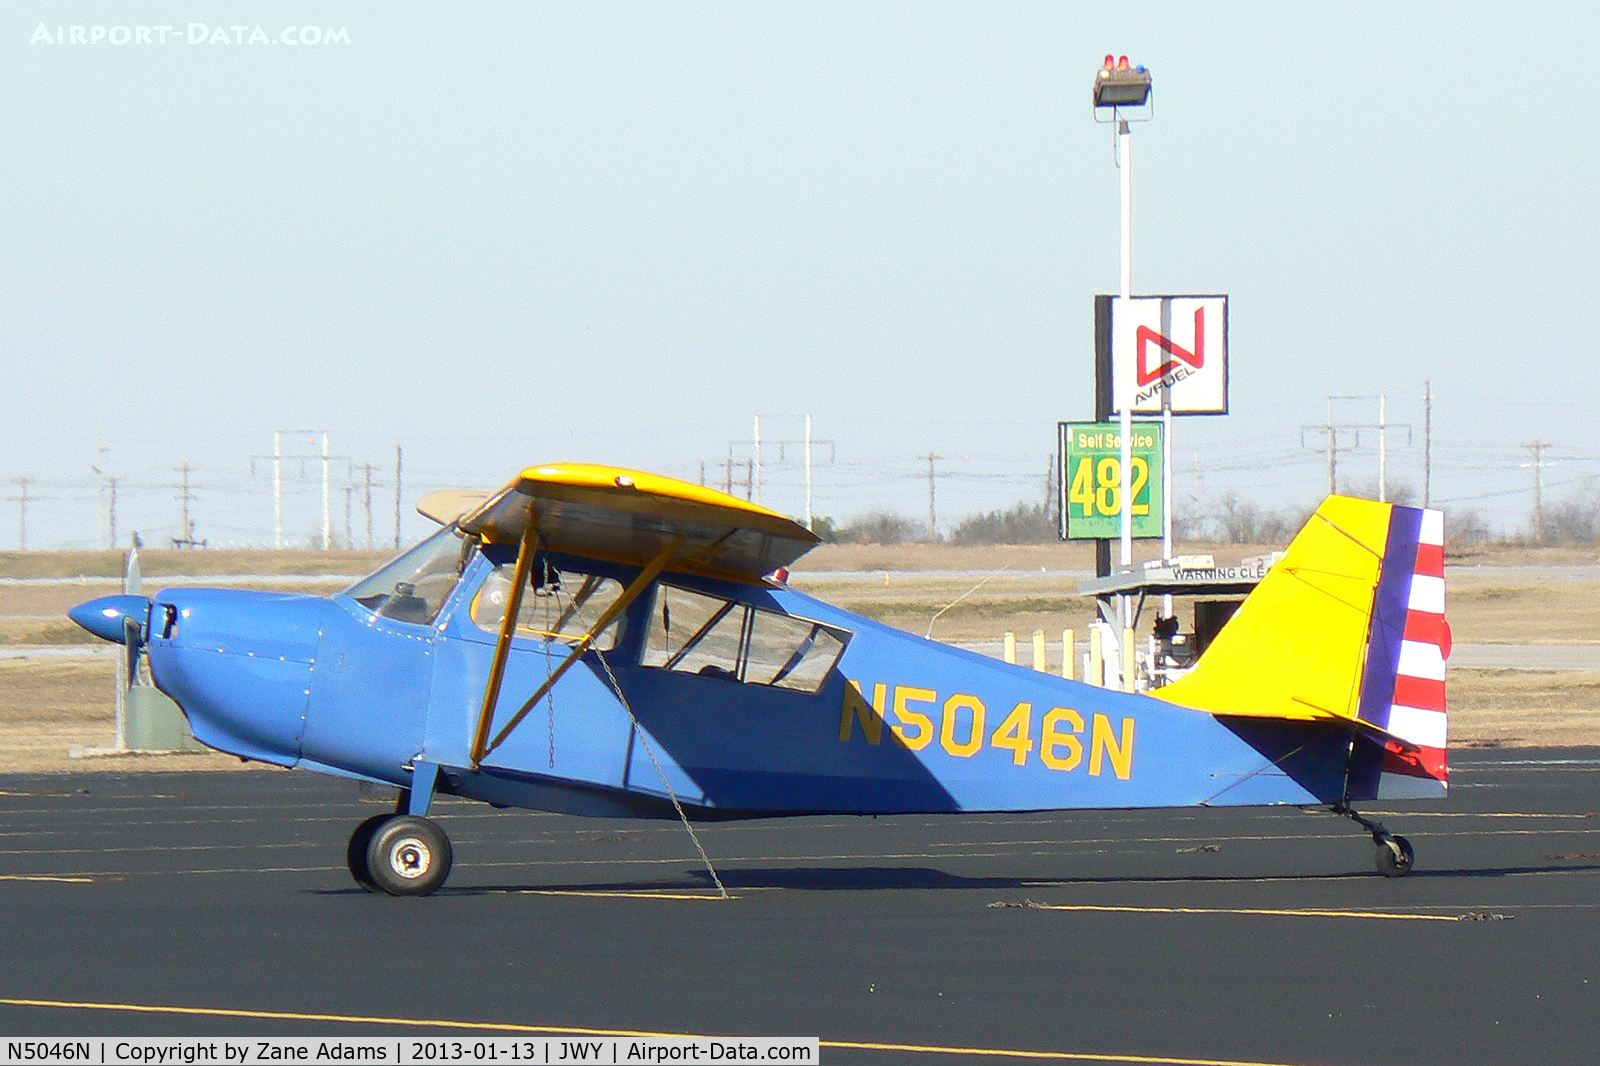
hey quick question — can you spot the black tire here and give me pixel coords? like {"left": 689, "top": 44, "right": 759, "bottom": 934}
{"left": 1375, "top": 835, "right": 1414, "bottom": 878}
{"left": 346, "top": 814, "right": 390, "bottom": 892}
{"left": 366, "top": 815, "right": 453, "bottom": 896}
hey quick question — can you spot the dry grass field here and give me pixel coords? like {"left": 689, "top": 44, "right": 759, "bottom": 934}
{"left": 2, "top": 541, "right": 1599, "bottom": 770}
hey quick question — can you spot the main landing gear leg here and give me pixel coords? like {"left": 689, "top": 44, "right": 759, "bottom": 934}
{"left": 345, "top": 761, "right": 454, "bottom": 896}
{"left": 1333, "top": 803, "right": 1414, "bottom": 878}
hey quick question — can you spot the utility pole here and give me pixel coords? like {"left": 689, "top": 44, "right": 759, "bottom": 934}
{"left": 8, "top": 476, "right": 34, "bottom": 550}
{"left": 725, "top": 445, "right": 733, "bottom": 495}
{"left": 108, "top": 477, "right": 118, "bottom": 550}
{"left": 699, "top": 461, "right": 705, "bottom": 488}
{"left": 1324, "top": 397, "right": 1338, "bottom": 496}
{"left": 923, "top": 453, "right": 942, "bottom": 542}
{"left": 174, "top": 463, "right": 198, "bottom": 548}
{"left": 1523, "top": 440, "right": 1550, "bottom": 545}
{"left": 1378, "top": 395, "right": 1388, "bottom": 502}
{"left": 804, "top": 414, "right": 813, "bottom": 531}
{"left": 362, "top": 463, "right": 375, "bottom": 550}
{"left": 343, "top": 483, "right": 355, "bottom": 550}
{"left": 744, "top": 458, "right": 753, "bottom": 501}
{"left": 394, "top": 445, "right": 403, "bottom": 550}
{"left": 753, "top": 416, "right": 762, "bottom": 506}
{"left": 321, "top": 432, "right": 331, "bottom": 551}
{"left": 274, "top": 431, "right": 282, "bottom": 549}
{"left": 1423, "top": 380, "right": 1432, "bottom": 508}
{"left": 93, "top": 429, "right": 109, "bottom": 550}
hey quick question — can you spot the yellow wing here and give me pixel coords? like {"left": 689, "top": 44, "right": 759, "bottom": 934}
{"left": 457, "top": 463, "right": 820, "bottom": 583}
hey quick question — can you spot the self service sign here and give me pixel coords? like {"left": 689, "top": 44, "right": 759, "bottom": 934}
{"left": 1059, "top": 421, "right": 1164, "bottom": 540}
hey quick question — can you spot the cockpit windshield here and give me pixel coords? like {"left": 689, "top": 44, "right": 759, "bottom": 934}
{"left": 343, "top": 525, "right": 473, "bottom": 626}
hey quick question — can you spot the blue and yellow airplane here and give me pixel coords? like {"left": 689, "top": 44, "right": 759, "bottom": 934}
{"left": 70, "top": 464, "right": 1449, "bottom": 895}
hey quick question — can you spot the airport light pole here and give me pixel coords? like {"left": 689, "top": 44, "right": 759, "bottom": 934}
{"left": 1094, "top": 54, "right": 1152, "bottom": 629}
{"left": 1094, "top": 56, "right": 1152, "bottom": 571}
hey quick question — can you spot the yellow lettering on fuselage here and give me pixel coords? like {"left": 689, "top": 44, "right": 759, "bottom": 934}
{"left": 840, "top": 682, "right": 1135, "bottom": 778}
{"left": 1040, "top": 707, "right": 1085, "bottom": 771}
{"left": 940, "top": 693, "right": 985, "bottom": 758}
{"left": 1089, "top": 713, "right": 1136, "bottom": 779}
{"left": 840, "top": 680, "right": 887, "bottom": 744}
{"left": 892, "top": 686, "right": 937, "bottom": 751}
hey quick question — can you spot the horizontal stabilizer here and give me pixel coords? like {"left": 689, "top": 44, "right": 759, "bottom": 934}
{"left": 417, "top": 489, "right": 491, "bottom": 526}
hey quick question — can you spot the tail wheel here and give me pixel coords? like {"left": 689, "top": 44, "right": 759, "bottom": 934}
{"left": 346, "top": 814, "right": 390, "bottom": 892}
{"left": 366, "top": 815, "right": 453, "bottom": 896}
{"left": 1375, "top": 834, "right": 1414, "bottom": 878}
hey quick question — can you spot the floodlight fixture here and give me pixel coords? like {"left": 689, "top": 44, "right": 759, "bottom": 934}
{"left": 1093, "top": 54, "right": 1152, "bottom": 114}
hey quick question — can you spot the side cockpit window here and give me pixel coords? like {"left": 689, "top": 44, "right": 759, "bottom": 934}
{"left": 344, "top": 525, "right": 472, "bottom": 626}
{"left": 643, "top": 584, "right": 848, "bottom": 694}
{"left": 470, "top": 560, "right": 624, "bottom": 651}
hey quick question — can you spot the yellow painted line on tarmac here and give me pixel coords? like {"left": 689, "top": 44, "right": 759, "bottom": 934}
{"left": 1364, "top": 811, "right": 1599, "bottom": 819}
{"left": 514, "top": 888, "right": 734, "bottom": 901}
{"left": 0, "top": 874, "right": 96, "bottom": 883}
{"left": 1019, "top": 902, "right": 1461, "bottom": 922}
{"left": 0, "top": 997, "right": 1317, "bottom": 1066}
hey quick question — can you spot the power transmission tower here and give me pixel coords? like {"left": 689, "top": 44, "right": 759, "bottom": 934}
{"left": 107, "top": 477, "right": 118, "bottom": 549}
{"left": 1523, "top": 440, "right": 1550, "bottom": 545}
{"left": 725, "top": 417, "right": 835, "bottom": 525}
{"left": 8, "top": 476, "right": 34, "bottom": 550}
{"left": 252, "top": 430, "right": 345, "bottom": 549}
{"left": 1301, "top": 395, "right": 1411, "bottom": 499}
{"left": 922, "top": 453, "right": 942, "bottom": 542}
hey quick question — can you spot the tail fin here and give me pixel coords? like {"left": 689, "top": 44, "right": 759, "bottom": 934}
{"left": 1156, "top": 495, "right": 1448, "bottom": 794}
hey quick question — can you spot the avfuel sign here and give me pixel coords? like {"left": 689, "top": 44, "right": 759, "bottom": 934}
{"left": 1098, "top": 295, "right": 1229, "bottom": 416}
{"left": 1058, "top": 421, "right": 1164, "bottom": 540}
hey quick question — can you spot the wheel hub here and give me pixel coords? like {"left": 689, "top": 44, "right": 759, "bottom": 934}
{"left": 389, "top": 836, "right": 433, "bottom": 879}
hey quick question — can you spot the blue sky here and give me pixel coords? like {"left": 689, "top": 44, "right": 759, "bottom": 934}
{"left": 3, "top": 3, "right": 1596, "bottom": 548}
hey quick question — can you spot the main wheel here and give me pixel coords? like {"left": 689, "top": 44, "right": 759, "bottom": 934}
{"left": 366, "top": 815, "right": 453, "bottom": 896}
{"left": 346, "top": 814, "right": 390, "bottom": 892}
{"left": 1375, "top": 834, "right": 1414, "bottom": 878}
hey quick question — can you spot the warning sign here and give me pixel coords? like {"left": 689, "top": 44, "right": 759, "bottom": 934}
{"left": 1102, "top": 295, "right": 1228, "bottom": 415}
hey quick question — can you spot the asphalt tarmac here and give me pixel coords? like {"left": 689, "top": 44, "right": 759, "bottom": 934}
{"left": 1, "top": 749, "right": 1598, "bottom": 1065}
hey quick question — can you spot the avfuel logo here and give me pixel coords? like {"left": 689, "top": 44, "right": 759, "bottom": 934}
{"left": 1105, "top": 294, "right": 1228, "bottom": 415}
{"left": 1136, "top": 305, "right": 1205, "bottom": 389}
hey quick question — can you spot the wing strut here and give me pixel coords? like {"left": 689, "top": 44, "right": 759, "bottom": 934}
{"left": 472, "top": 535, "right": 684, "bottom": 768}
{"left": 470, "top": 500, "right": 542, "bottom": 766}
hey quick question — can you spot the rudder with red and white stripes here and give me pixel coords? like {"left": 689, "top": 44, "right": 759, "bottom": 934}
{"left": 1356, "top": 506, "right": 1449, "bottom": 797}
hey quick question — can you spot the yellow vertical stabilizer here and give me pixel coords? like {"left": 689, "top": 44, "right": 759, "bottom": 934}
{"left": 1155, "top": 496, "right": 1392, "bottom": 722}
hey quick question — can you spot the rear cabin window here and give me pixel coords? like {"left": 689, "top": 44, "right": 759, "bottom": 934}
{"left": 470, "top": 562, "right": 624, "bottom": 651}
{"left": 642, "top": 585, "right": 848, "bottom": 694}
